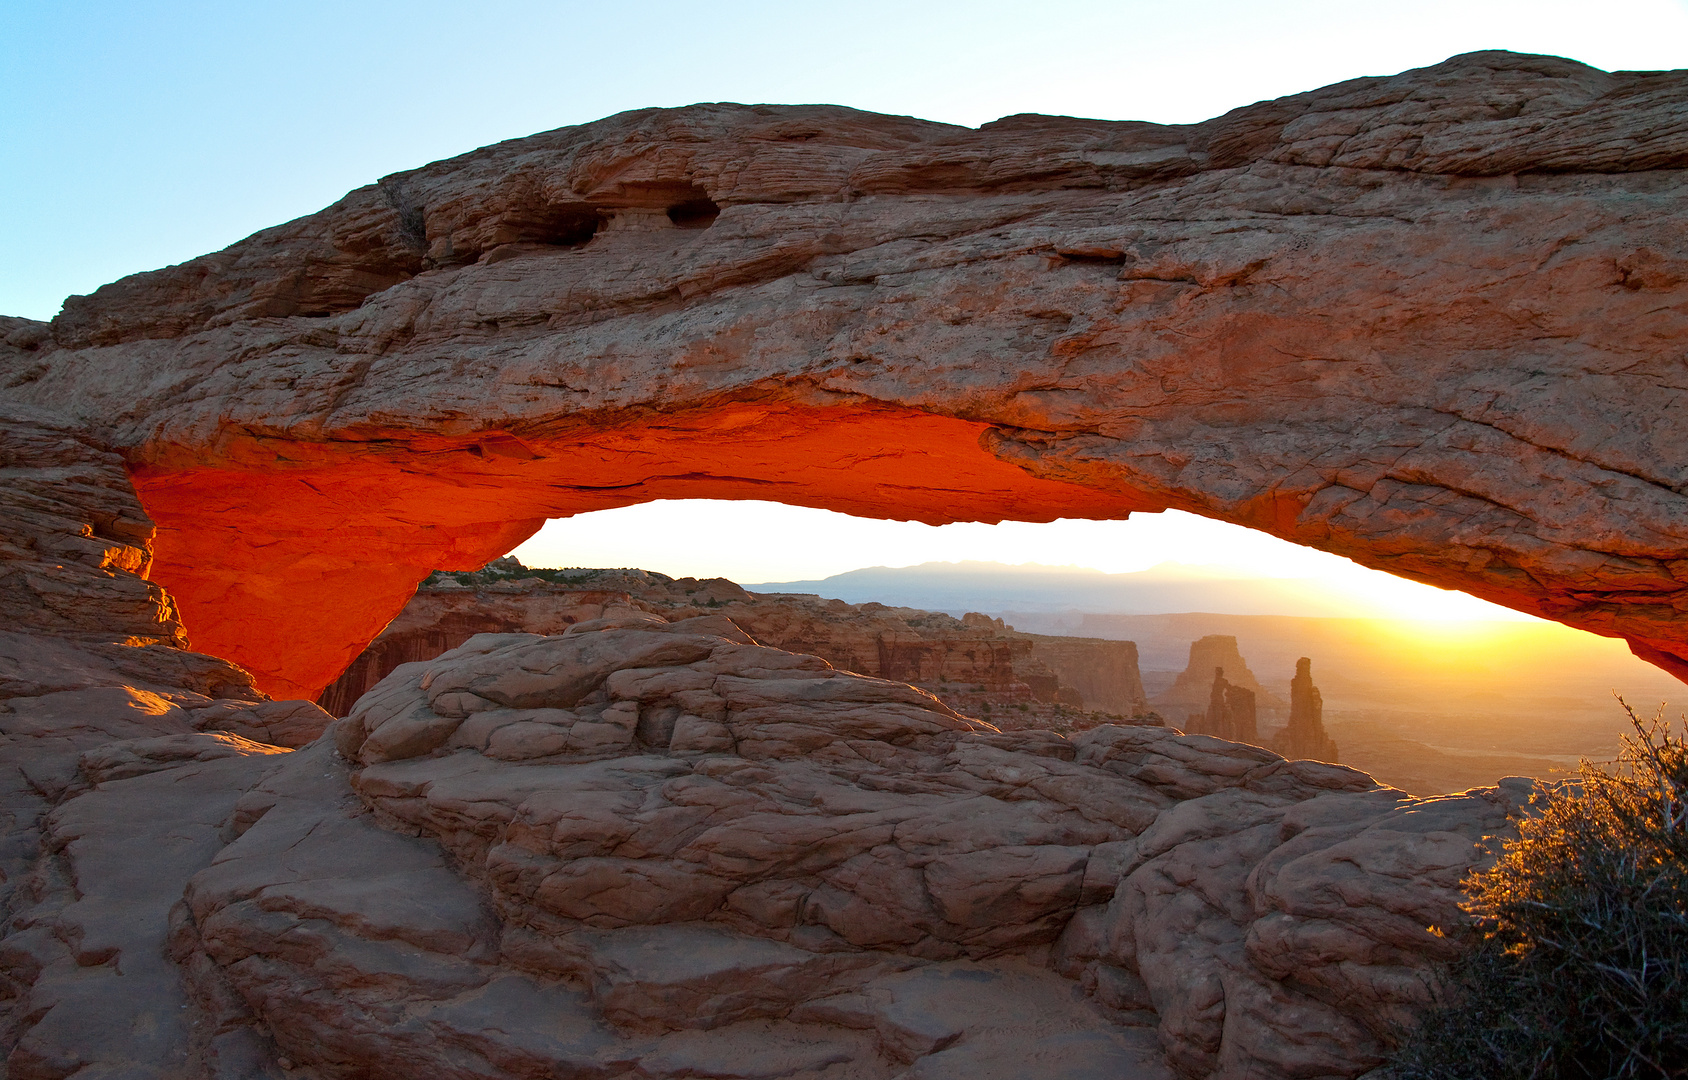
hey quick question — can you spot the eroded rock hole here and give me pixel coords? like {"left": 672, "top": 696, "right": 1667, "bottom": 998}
{"left": 1059, "top": 251, "right": 1128, "bottom": 266}
{"left": 667, "top": 196, "right": 720, "bottom": 228}
{"left": 524, "top": 206, "right": 606, "bottom": 248}
{"left": 310, "top": 500, "right": 1681, "bottom": 801}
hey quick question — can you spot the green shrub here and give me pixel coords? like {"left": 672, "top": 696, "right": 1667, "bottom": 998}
{"left": 1392, "top": 700, "right": 1688, "bottom": 1079}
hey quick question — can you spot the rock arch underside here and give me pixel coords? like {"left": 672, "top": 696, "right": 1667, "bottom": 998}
{"left": 3, "top": 49, "right": 1688, "bottom": 1080}
{"left": 5, "top": 51, "right": 1688, "bottom": 699}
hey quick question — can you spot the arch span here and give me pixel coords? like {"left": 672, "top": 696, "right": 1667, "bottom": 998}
{"left": 5, "top": 50, "right": 1687, "bottom": 698}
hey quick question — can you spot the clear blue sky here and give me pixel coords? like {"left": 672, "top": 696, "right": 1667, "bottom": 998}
{"left": 4, "top": 0, "right": 1686, "bottom": 321}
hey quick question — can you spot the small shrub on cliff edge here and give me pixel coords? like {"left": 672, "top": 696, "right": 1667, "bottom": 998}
{"left": 1392, "top": 700, "right": 1688, "bottom": 1079}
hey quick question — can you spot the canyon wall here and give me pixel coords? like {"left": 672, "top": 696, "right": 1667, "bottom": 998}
{"left": 1024, "top": 635, "right": 1149, "bottom": 715}
{"left": 2, "top": 51, "right": 1685, "bottom": 697}
{"left": 318, "top": 562, "right": 1152, "bottom": 728}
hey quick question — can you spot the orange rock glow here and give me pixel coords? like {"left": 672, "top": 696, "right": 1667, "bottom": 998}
{"left": 131, "top": 404, "right": 1148, "bottom": 699}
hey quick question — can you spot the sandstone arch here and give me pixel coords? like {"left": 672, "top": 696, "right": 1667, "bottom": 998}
{"left": 4, "top": 49, "right": 1687, "bottom": 700}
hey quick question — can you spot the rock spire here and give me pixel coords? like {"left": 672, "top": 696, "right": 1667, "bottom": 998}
{"left": 1274, "top": 656, "right": 1339, "bottom": 763}
{"left": 1188, "top": 666, "right": 1261, "bottom": 744}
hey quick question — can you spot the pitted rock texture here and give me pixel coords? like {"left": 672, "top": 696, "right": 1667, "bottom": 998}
{"left": 3, "top": 51, "right": 1685, "bottom": 697}
{"left": 162, "top": 617, "right": 1532, "bottom": 1079}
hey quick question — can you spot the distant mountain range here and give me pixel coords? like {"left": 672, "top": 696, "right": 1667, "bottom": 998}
{"left": 747, "top": 560, "right": 1385, "bottom": 619}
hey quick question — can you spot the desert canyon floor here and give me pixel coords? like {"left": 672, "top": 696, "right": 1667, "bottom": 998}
{"left": 0, "top": 49, "right": 1684, "bottom": 1080}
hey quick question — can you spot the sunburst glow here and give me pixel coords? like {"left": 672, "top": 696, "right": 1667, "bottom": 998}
{"left": 508, "top": 501, "right": 1539, "bottom": 624}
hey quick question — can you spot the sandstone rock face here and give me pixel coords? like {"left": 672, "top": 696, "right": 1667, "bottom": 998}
{"left": 1, "top": 405, "right": 187, "bottom": 650}
{"left": 0, "top": 454, "right": 1530, "bottom": 1077}
{"left": 619, "top": 577, "right": 1142, "bottom": 724}
{"left": 0, "top": 397, "right": 1542, "bottom": 1077}
{"left": 3, "top": 51, "right": 1685, "bottom": 696}
{"left": 1186, "top": 669, "right": 1259, "bottom": 745}
{"left": 154, "top": 616, "right": 1534, "bottom": 1079}
{"left": 1023, "top": 635, "right": 1148, "bottom": 716}
{"left": 317, "top": 578, "right": 640, "bottom": 716}
{"left": 0, "top": 407, "right": 335, "bottom": 1075}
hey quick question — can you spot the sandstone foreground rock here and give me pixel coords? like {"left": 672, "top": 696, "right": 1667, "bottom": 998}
{"left": 176, "top": 615, "right": 1526, "bottom": 1079}
{"left": 0, "top": 407, "right": 333, "bottom": 1076}
{"left": 3, "top": 51, "right": 1686, "bottom": 697}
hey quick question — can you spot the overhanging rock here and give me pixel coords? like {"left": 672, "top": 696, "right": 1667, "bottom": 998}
{"left": 4, "top": 50, "right": 1686, "bottom": 698}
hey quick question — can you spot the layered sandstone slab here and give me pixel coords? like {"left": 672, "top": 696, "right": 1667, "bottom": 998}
{"left": 4, "top": 51, "right": 1686, "bottom": 696}
{"left": 162, "top": 615, "right": 1532, "bottom": 1079}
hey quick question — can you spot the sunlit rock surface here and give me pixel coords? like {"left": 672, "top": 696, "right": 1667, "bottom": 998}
{"left": 3, "top": 51, "right": 1686, "bottom": 696}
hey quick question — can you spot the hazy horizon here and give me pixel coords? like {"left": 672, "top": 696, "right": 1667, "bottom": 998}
{"left": 743, "top": 558, "right": 1544, "bottom": 620}
{"left": 507, "top": 501, "right": 1536, "bottom": 623}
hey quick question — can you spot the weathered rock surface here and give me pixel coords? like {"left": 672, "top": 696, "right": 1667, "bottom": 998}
{"left": 1273, "top": 658, "right": 1339, "bottom": 764}
{"left": 0, "top": 406, "right": 335, "bottom": 1076}
{"left": 3, "top": 51, "right": 1685, "bottom": 696}
{"left": 1184, "top": 668, "right": 1260, "bottom": 746}
{"left": 1, "top": 405, "right": 187, "bottom": 650}
{"left": 1021, "top": 633, "right": 1148, "bottom": 717}
{"left": 320, "top": 561, "right": 1152, "bottom": 728}
{"left": 152, "top": 615, "right": 1532, "bottom": 1079}
{"left": 316, "top": 572, "right": 642, "bottom": 716}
